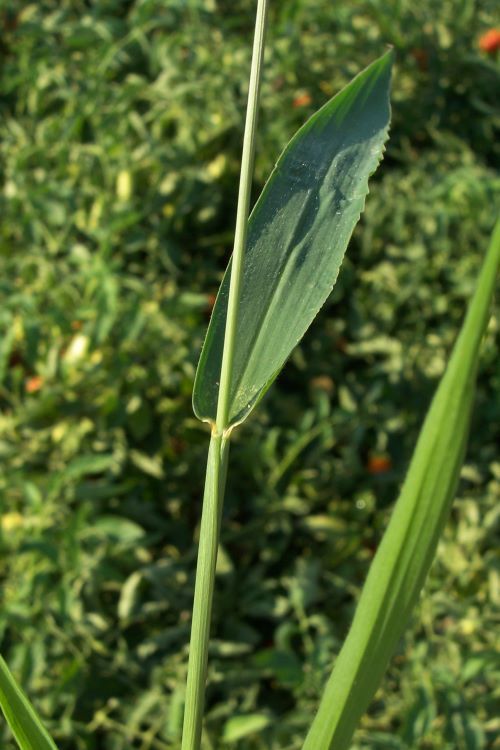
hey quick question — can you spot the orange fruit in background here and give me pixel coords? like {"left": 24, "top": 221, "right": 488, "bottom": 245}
{"left": 293, "top": 92, "right": 312, "bottom": 108}
{"left": 478, "top": 29, "right": 500, "bottom": 53}
{"left": 25, "top": 375, "right": 44, "bottom": 393}
{"left": 367, "top": 455, "right": 392, "bottom": 474}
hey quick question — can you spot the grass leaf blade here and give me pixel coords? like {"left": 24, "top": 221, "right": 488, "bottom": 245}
{"left": 301, "top": 216, "right": 500, "bottom": 750}
{"left": 193, "top": 51, "right": 393, "bottom": 429}
{"left": 0, "top": 656, "right": 59, "bottom": 750}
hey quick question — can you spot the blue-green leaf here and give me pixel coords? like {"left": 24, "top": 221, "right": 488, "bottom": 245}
{"left": 193, "top": 52, "right": 393, "bottom": 429}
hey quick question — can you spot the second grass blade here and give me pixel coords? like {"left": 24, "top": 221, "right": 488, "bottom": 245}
{"left": 301, "top": 217, "right": 500, "bottom": 750}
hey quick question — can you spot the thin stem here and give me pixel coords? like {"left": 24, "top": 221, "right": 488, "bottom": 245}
{"left": 182, "top": 4, "right": 269, "bottom": 748}
{"left": 181, "top": 435, "right": 230, "bottom": 750}
{"left": 215, "top": 0, "right": 270, "bottom": 434}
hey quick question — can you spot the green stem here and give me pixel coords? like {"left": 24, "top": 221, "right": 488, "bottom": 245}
{"left": 215, "top": 0, "right": 269, "bottom": 434}
{"left": 182, "top": 3, "right": 269, "bottom": 747}
{"left": 181, "top": 435, "right": 230, "bottom": 750}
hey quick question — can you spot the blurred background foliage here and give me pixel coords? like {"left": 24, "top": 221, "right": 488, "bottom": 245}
{"left": 0, "top": 0, "right": 499, "bottom": 748}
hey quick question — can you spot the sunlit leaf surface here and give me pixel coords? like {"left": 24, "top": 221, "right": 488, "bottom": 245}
{"left": 193, "top": 52, "right": 393, "bottom": 429}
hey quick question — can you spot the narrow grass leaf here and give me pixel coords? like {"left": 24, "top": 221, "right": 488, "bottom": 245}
{"left": 0, "top": 656, "right": 59, "bottom": 750}
{"left": 193, "top": 51, "right": 393, "bottom": 429}
{"left": 302, "top": 217, "right": 500, "bottom": 750}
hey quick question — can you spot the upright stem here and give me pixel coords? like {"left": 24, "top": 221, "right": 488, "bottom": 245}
{"left": 215, "top": 0, "right": 269, "bottom": 434}
{"left": 182, "top": 3, "right": 269, "bottom": 748}
{"left": 182, "top": 435, "right": 230, "bottom": 750}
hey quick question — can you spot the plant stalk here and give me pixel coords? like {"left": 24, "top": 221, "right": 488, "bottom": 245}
{"left": 181, "top": 434, "right": 230, "bottom": 750}
{"left": 182, "top": 2, "right": 269, "bottom": 748}
{"left": 215, "top": 0, "right": 269, "bottom": 434}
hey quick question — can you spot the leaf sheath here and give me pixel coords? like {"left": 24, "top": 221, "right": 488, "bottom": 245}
{"left": 181, "top": 435, "right": 230, "bottom": 750}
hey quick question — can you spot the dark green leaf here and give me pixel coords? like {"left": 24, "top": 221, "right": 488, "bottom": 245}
{"left": 193, "top": 52, "right": 393, "bottom": 429}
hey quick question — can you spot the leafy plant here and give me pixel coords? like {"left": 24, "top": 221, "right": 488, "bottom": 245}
{"left": 183, "top": 0, "right": 393, "bottom": 743}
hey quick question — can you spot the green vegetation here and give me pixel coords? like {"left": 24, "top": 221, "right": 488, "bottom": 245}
{"left": 0, "top": 2, "right": 499, "bottom": 749}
